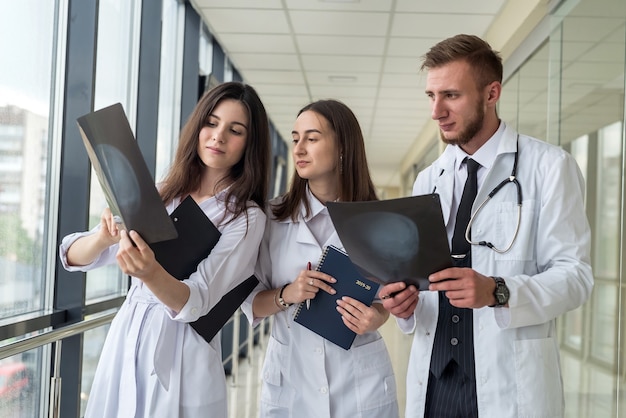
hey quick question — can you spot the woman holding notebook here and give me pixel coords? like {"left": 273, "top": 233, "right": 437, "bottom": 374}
{"left": 59, "top": 82, "right": 270, "bottom": 418}
{"left": 241, "top": 99, "right": 399, "bottom": 417}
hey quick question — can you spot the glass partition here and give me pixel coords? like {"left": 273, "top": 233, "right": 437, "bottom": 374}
{"left": 500, "top": 41, "right": 549, "bottom": 140}
{"left": 156, "top": 0, "right": 185, "bottom": 182}
{"left": 80, "top": 321, "right": 111, "bottom": 416}
{"left": 491, "top": 0, "right": 625, "bottom": 415}
{"left": 0, "top": 349, "right": 43, "bottom": 416}
{"left": 0, "top": 0, "right": 55, "bottom": 321}
{"left": 548, "top": 0, "right": 626, "bottom": 416}
{"left": 85, "top": 0, "right": 141, "bottom": 303}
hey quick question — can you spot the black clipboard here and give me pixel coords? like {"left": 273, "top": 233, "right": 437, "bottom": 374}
{"left": 150, "top": 196, "right": 259, "bottom": 342}
{"left": 327, "top": 194, "right": 452, "bottom": 291}
{"left": 150, "top": 195, "right": 221, "bottom": 281}
{"left": 196, "top": 274, "right": 259, "bottom": 343}
{"left": 76, "top": 103, "right": 177, "bottom": 244}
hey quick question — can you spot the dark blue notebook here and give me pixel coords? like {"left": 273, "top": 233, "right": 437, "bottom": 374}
{"left": 293, "top": 245, "right": 379, "bottom": 350}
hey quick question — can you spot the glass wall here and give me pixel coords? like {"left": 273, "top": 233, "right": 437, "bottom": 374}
{"left": 79, "top": 0, "right": 142, "bottom": 413}
{"left": 155, "top": 0, "right": 185, "bottom": 182}
{"left": 86, "top": 0, "right": 141, "bottom": 303}
{"left": 500, "top": 0, "right": 626, "bottom": 416}
{"left": 0, "top": 0, "right": 54, "bottom": 320}
{"left": 555, "top": 0, "right": 625, "bottom": 416}
{"left": 0, "top": 1, "right": 58, "bottom": 415}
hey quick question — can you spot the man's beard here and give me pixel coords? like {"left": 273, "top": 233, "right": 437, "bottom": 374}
{"left": 439, "top": 101, "right": 485, "bottom": 146}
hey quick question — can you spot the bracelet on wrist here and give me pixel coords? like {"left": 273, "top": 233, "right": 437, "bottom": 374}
{"left": 273, "top": 288, "right": 283, "bottom": 310}
{"left": 277, "top": 284, "right": 291, "bottom": 309}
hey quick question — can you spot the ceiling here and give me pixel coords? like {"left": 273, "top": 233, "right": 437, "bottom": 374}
{"left": 189, "top": 0, "right": 547, "bottom": 191}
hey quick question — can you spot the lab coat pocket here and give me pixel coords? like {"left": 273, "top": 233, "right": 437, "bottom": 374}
{"left": 352, "top": 338, "right": 398, "bottom": 412}
{"left": 494, "top": 199, "right": 537, "bottom": 261}
{"left": 514, "top": 337, "right": 563, "bottom": 417}
{"left": 260, "top": 336, "right": 294, "bottom": 408}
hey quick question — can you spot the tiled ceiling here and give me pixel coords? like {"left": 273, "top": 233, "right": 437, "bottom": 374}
{"left": 190, "top": 0, "right": 539, "bottom": 190}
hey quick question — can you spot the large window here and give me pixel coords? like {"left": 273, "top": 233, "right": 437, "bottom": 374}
{"left": 79, "top": 0, "right": 142, "bottom": 413}
{"left": 499, "top": 41, "right": 549, "bottom": 140}
{"left": 155, "top": 0, "right": 185, "bottom": 182}
{"left": 80, "top": 323, "right": 110, "bottom": 417}
{"left": 0, "top": 0, "right": 54, "bottom": 320}
{"left": 0, "top": 1, "right": 59, "bottom": 416}
{"left": 548, "top": 0, "right": 626, "bottom": 416}
{"left": 85, "top": 0, "right": 141, "bottom": 303}
{"left": 461, "top": 0, "right": 626, "bottom": 416}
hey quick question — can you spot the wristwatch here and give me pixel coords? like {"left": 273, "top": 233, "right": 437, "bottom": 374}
{"left": 491, "top": 276, "right": 509, "bottom": 307}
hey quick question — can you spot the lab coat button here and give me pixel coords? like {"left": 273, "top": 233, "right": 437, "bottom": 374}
{"left": 191, "top": 307, "right": 198, "bottom": 316}
{"left": 450, "top": 337, "right": 458, "bottom": 346}
{"left": 451, "top": 315, "right": 460, "bottom": 323}
{"left": 320, "top": 387, "right": 328, "bottom": 394}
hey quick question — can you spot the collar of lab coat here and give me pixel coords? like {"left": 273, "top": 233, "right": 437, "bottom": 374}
{"left": 432, "top": 121, "right": 519, "bottom": 225}
{"left": 274, "top": 186, "right": 341, "bottom": 247}
{"left": 474, "top": 122, "right": 519, "bottom": 208}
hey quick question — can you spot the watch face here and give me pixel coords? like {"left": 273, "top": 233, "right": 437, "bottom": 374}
{"left": 495, "top": 283, "right": 509, "bottom": 304}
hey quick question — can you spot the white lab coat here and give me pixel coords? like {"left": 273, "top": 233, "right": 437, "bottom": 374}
{"left": 400, "top": 122, "right": 593, "bottom": 418}
{"left": 241, "top": 190, "right": 399, "bottom": 418}
{"left": 59, "top": 191, "right": 266, "bottom": 418}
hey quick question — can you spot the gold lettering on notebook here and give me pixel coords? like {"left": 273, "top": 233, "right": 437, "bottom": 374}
{"left": 355, "top": 280, "right": 371, "bottom": 291}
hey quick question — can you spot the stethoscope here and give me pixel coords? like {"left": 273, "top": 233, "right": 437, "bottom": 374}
{"left": 434, "top": 135, "right": 522, "bottom": 254}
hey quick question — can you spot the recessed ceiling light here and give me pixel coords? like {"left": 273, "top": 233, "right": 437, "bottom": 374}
{"left": 328, "top": 75, "right": 357, "bottom": 83}
{"left": 319, "top": 0, "right": 360, "bottom": 3}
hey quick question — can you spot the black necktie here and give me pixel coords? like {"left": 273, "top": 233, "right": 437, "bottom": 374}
{"left": 428, "top": 157, "right": 481, "bottom": 403}
{"left": 429, "top": 157, "right": 481, "bottom": 379}
{"left": 452, "top": 158, "right": 480, "bottom": 256}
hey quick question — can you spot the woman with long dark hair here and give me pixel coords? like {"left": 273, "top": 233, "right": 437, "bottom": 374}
{"left": 60, "top": 82, "right": 270, "bottom": 417}
{"left": 242, "top": 99, "right": 399, "bottom": 417}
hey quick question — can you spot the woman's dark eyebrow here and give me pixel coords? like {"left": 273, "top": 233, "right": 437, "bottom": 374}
{"left": 208, "top": 113, "right": 248, "bottom": 129}
{"left": 292, "top": 128, "right": 322, "bottom": 135}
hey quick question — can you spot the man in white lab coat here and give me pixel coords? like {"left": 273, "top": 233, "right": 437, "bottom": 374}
{"left": 380, "top": 34, "right": 593, "bottom": 418}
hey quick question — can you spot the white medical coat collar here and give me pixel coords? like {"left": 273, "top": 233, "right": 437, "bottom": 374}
{"left": 274, "top": 186, "right": 340, "bottom": 247}
{"left": 433, "top": 121, "right": 519, "bottom": 224}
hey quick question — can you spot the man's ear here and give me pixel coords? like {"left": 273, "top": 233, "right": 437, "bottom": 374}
{"left": 486, "top": 81, "right": 501, "bottom": 104}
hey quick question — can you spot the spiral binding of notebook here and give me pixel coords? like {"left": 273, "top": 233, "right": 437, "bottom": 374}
{"left": 292, "top": 298, "right": 304, "bottom": 320}
{"left": 293, "top": 246, "right": 330, "bottom": 320}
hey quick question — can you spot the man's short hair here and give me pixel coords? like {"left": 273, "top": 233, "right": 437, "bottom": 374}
{"left": 421, "top": 34, "right": 503, "bottom": 88}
